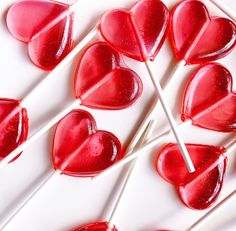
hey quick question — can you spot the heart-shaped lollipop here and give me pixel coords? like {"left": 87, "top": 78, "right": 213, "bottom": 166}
{"left": 170, "top": 0, "right": 236, "bottom": 64}
{"left": 182, "top": 63, "right": 236, "bottom": 132}
{"left": 52, "top": 109, "right": 123, "bottom": 177}
{"left": 72, "top": 221, "right": 118, "bottom": 231}
{"left": 6, "top": 0, "right": 74, "bottom": 70}
{"left": 75, "top": 42, "right": 143, "bottom": 110}
{"left": 100, "top": 0, "right": 169, "bottom": 61}
{"left": 0, "top": 99, "right": 28, "bottom": 161}
{"left": 156, "top": 143, "right": 227, "bottom": 209}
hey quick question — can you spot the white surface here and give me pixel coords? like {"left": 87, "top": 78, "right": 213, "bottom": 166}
{"left": 0, "top": 0, "right": 235, "bottom": 231}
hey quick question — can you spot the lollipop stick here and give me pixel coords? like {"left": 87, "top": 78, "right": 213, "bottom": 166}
{"left": 0, "top": 169, "right": 61, "bottom": 230}
{"left": 125, "top": 96, "right": 158, "bottom": 153}
{"left": 69, "top": 0, "right": 83, "bottom": 12}
{"left": 94, "top": 119, "right": 192, "bottom": 181}
{"left": 117, "top": 60, "right": 185, "bottom": 156}
{"left": 209, "top": 0, "right": 236, "bottom": 22}
{"left": 145, "top": 60, "right": 195, "bottom": 172}
{"left": 226, "top": 137, "right": 236, "bottom": 154}
{"left": 107, "top": 120, "right": 156, "bottom": 227}
{"left": 187, "top": 189, "right": 236, "bottom": 231}
{"left": 0, "top": 99, "right": 81, "bottom": 170}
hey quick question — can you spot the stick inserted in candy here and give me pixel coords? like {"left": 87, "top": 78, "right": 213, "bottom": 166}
{"left": 94, "top": 62, "right": 236, "bottom": 179}
{"left": 71, "top": 120, "right": 156, "bottom": 231}
{"left": 6, "top": 0, "right": 84, "bottom": 70}
{"left": 155, "top": 139, "right": 235, "bottom": 209}
{"left": 187, "top": 189, "right": 236, "bottom": 231}
{"left": 209, "top": 0, "right": 236, "bottom": 22}
{"left": 0, "top": 110, "right": 123, "bottom": 229}
{"left": 0, "top": 42, "right": 142, "bottom": 170}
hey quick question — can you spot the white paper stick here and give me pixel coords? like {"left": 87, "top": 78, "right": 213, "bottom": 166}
{"left": 0, "top": 169, "right": 61, "bottom": 230}
{"left": 209, "top": 0, "right": 236, "bottom": 22}
{"left": 94, "top": 119, "right": 192, "bottom": 181}
{"left": 145, "top": 60, "right": 195, "bottom": 172}
{"left": 226, "top": 138, "right": 236, "bottom": 154}
{"left": 0, "top": 99, "right": 81, "bottom": 170}
{"left": 112, "top": 59, "right": 186, "bottom": 164}
{"left": 187, "top": 189, "right": 236, "bottom": 231}
{"left": 107, "top": 120, "right": 156, "bottom": 227}
{"left": 69, "top": 0, "right": 83, "bottom": 12}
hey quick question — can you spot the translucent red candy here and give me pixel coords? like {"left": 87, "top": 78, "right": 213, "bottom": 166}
{"left": 52, "top": 110, "right": 123, "bottom": 177}
{"left": 156, "top": 143, "right": 227, "bottom": 210}
{"left": 6, "top": 0, "right": 73, "bottom": 70}
{"left": 170, "top": 0, "right": 236, "bottom": 64}
{"left": 72, "top": 221, "right": 118, "bottom": 231}
{"left": 0, "top": 99, "right": 28, "bottom": 161}
{"left": 182, "top": 63, "right": 236, "bottom": 132}
{"left": 100, "top": 0, "right": 169, "bottom": 61}
{"left": 75, "top": 42, "right": 143, "bottom": 110}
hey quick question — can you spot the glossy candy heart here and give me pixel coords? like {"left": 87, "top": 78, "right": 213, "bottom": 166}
{"left": 0, "top": 99, "right": 28, "bottom": 161}
{"left": 100, "top": 0, "right": 169, "bottom": 61}
{"left": 156, "top": 143, "right": 227, "bottom": 209}
{"left": 6, "top": 0, "right": 74, "bottom": 70}
{"left": 72, "top": 221, "right": 118, "bottom": 231}
{"left": 52, "top": 110, "right": 123, "bottom": 177}
{"left": 182, "top": 63, "right": 236, "bottom": 132}
{"left": 170, "top": 0, "right": 236, "bottom": 64}
{"left": 75, "top": 42, "right": 143, "bottom": 110}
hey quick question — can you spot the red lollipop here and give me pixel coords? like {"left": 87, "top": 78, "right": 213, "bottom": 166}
{"left": 100, "top": 0, "right": 169, "bottom": 61}
{"left": 182, "top": 63, "right": 236, "bottom": 132}
{"left": 170, "top": 0, "right": 235, "bottom": 64}
{"left": 6, "top": 0, "right": 77, "bottom": 70}
{"left": 0, "top": 110, "right": 122, "bottom": 229}
{"left": 94, "top": 63, "right": 236, "bottom": 178}
{"left": 0, "top": 42, "right": 142, "bottom": 169}
{"left": 52, "top": 110, "right": 123, "bottom": 177}
{"left": 155, "top": 140, "right": 236, "bottom": 210}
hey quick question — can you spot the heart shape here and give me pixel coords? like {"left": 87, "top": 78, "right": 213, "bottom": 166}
{"left": 156, "top": 143, "right": 227, "bottom": 209}
{"left": 0, "top": 99, "right": 28, "bottom": 161}
{"left": 74, "top": 42, "right": 143, "bottom": 110}
{"left": 100, "top": 0, "right": 169, "bottom": 61}
{"left": 52, "top": 110, "right": 123, "bottom": 177}
{"left": 72, "top": 221, "right": 118, "bottom": 231}
{"left": 182, "top": 63, "right": 236, "bottom": 132}
{"left": 6, "top": 0, "right": 74, "bottom": 70}
{"left": 170, "top": 0, "right": 236, "bottom": 64}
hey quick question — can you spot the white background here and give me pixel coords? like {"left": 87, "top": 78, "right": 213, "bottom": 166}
{"left": 0, "top": 0, "right": 236, "bottom": 230}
